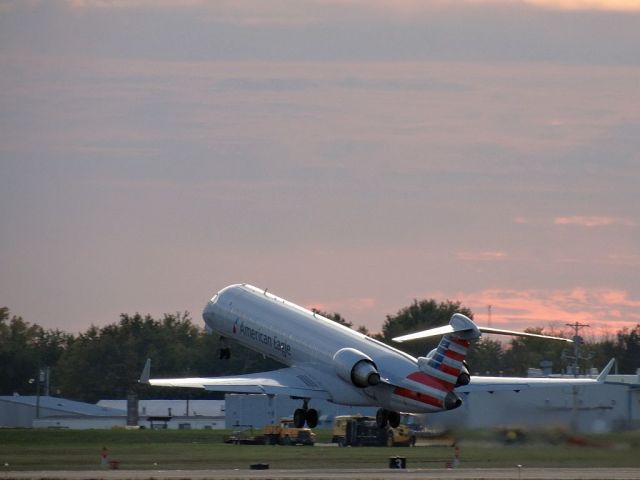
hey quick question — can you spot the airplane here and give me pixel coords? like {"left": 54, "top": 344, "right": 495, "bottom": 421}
{"left": 140, "top": 283, "right": 614, "bottom": 429}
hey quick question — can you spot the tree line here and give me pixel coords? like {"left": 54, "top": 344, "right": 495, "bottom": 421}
{"left": 1, "top": 302, "right": 638, "bottom": 403}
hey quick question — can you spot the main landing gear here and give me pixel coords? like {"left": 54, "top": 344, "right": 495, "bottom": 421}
{"left": 376, "top": 408, "right": 401, "bottom": 428}
{"left": 293, "top": 400, "right": 319, "bottom": 428}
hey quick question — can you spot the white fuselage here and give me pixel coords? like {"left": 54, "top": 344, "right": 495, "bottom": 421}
{"left": 202, "top": 284, "right": 448, "bottom": 413}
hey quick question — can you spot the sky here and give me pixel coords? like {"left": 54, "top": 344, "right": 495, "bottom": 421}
{"left": 1, "top": 0, "right": 639, "bottom": 340}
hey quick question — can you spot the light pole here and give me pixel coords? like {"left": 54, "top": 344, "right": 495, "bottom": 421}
{"left": 36, "top": 368, "right": 45, "bottom": 419}
{"left": 565, "top": 322, "right": 590, "bottom": 377}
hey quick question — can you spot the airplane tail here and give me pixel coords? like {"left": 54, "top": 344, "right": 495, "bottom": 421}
{"left": 416, "top": 333, "right": 471, "bottom": 388}
{"left": 397, "top": 313, "right": 479, "bottom": 390}
{"left": 396, "top": 332, "right": 472, "bottom": 411}
{"left": 394, "top": 312, "right": 574, "bottom": 387}
{"left": 392, "top": 312, "right": 575, "bottom": 410}
{"left": 395, "top": 315, "right": 479, "bottom": 410}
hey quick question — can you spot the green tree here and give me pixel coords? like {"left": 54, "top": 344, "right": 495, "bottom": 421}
{"left": 587, "top": 334, "right": 619, "bottom": 374}
{"left": 311, "top": 309, "right": 352, "bottom": 328}
{"left": 379, "top": 299, "right": 474, "bottom": 358}
{"left": 0, "top": 308, "right": 71, "bottom": 395}
{"left": 614, "top": 325, "right": 640, "bottom": 374}
{"left": 56, "top": 311, "right": 286, "bottom": 402}
{"left": 502, "top": 328, "right": 569, "bottom": 376}
{"left": 311, "top": 308, "right": 370, "bottom": 334}
{"left": 466, "top": 337, "right": 505, "bottom": 375}
{"left": 356, "top": 325, "right": 370, "bottom": 335}
{"left": 57, "top": 312, "right": 202, "bottom": 401}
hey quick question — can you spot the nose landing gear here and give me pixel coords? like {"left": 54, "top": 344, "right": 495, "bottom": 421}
{"left": 218, "top": 336, "right": 231, "bottom": 360}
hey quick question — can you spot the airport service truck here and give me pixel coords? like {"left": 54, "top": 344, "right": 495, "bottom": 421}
{"left": 332, "top": 415, "right": 416, "bottom": 447}
{"left": 263, "top": 418, "right": 316, "bottom": 445}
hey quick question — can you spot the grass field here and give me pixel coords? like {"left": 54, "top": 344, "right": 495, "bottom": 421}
{"left": 1, "top": 429, "right": 639, "bottom": 471}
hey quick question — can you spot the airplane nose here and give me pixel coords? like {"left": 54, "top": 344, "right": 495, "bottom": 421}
{"left": 202, "top": 293, "right": 219, "bottom": 333}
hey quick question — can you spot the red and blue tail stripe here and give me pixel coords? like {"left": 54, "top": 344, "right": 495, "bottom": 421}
{"left": 393, "top": 334, "right": 470, "bottom": 409}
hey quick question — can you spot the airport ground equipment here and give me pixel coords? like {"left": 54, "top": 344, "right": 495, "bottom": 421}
{"left": 333, "top": 415, "right": 416, "bottom": 447}
{"left": 263, "top": 417, "right": 316, "bottom": 445}
{"left": 222, "top": 426, "right": 265, "bottom": 445}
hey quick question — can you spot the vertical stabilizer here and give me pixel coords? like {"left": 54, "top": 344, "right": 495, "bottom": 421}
{"left": 417, "top": 334, "right": 470, "bottom": 388}
{"left": 399, "top": 314, "right": 479, "bottom": 410}
{"left": 416, "top": 313, "right": 478, "bottom": 388}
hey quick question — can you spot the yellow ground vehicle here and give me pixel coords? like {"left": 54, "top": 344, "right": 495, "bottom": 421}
{"left": 332, "top": 415, "right": 416, "bottom": 447}
{"left": 263, "top": 418, "right": 316, "bottom": 445}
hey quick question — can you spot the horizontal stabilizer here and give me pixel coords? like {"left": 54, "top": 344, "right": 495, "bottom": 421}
{"left": 477, "top": 326, "right": 572, "bottom": 343}
{"left": 392, "top": 325, "right": 455, "bottom": 342}
{"left": 393, "top": 314, "right": 572, "bottom": 344}
{"left": 393, "top": 313, "right": 480, "bottom": 343}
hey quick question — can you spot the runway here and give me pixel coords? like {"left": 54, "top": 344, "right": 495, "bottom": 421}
{"left": 2, "top": 468, "right": 640, "bottom": 480}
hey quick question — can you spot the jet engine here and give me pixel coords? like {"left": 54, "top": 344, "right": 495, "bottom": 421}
{"left": 333, "top": 348, "right": 381, "bottom": 388}
{"left": 444, "top": 391, "right": 462, "bottom": 410}
{"left": 456, "top": 362, "right": 470, "bottom": 386}
{"left": 417, "top": 348, "right": 470, "bottom": 387}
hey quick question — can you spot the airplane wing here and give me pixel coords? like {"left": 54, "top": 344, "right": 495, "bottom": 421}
{"left": 456, "top": 359, "right": 615, "bottom": 393}
{"left": 458, "top": 377, "right": 596, "bottom": 393}
{"left": 140, "top": 360, "right": 331, "bottom": 400}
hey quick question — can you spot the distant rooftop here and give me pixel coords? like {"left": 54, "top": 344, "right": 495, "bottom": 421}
{"left": 0, "top": 395, "right": 126, "bottom": 416}
{"left": 98, "top": 399, "right": 225, "bottom": 417}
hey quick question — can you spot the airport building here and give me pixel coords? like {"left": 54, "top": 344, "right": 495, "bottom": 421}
{"left": 224, "top": 394, "right": 377, "bottom": 429}
{"left": 1, "top": 373, "right": 638, "bottom": 432}
{"left": 97, "top": 399, "right": 225, "bottom": 430}
{"left": 0, "top": 395, "right": 126, "bottom": 428}
{"left": 222, "top": 377, "right": 640, "bottom": 433}
{"left": 428, "top": 380, "right": 640, "bottom": 433}
{"left": 0, "top": 395, "right": 225, "bottom": 429}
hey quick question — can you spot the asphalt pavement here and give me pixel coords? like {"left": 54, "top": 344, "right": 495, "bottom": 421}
{"left": 2, "top": 468, "right": 640, "bottom": 480}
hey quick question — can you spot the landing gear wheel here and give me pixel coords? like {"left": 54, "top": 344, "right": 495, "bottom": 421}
{"left": 293, "top": 408, "right": 306, "bottom": 428}
{"left": 306, "top": 408, "right": 319, "bottom": 428}
{"left": 376, "top": 408, "right": 388, "bottom": 428}
{"left": 388, "top": 410, "right": 401, "bottom": 428}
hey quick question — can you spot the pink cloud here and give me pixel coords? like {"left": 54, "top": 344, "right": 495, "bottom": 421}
{"left": 554, "top": 216, "right": 636, "bottom": 227}
{"left": 596, "top": 290, "right": 640, "bottom": 308}
{"left": 525, "top": 0, "right": 640, "bottom": 11}
{"left": 606, "top": 254, "right": 640, "bottom": 267}
{"left": 66, "top": 0, "right": 206, "bottom": 8}
{"left": 426, "top": 287, "right": 640, "bottom": 338}
{"left": 456, "top": 251, "right": 508, "bottom": 262}
{"left": 63, "top": 0, "right": 640, "bottom": 13}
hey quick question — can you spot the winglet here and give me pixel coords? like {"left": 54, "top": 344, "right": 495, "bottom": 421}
{"left": 596, "top": 358, "right": 615, "bottom": 383}
{"left": 139, "top": 358, "right": 151, "bottom": 384}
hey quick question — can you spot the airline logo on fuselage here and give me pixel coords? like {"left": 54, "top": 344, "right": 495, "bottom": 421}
{"left": 234, "top": 319, "right": 291, "bottom": 358}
